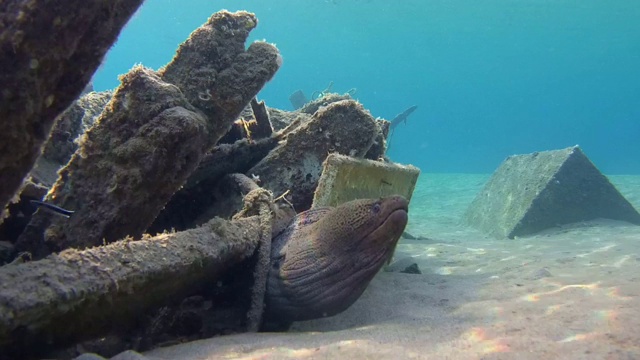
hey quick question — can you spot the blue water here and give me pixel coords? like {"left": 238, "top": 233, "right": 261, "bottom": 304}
{"left": 93, "top": 0, "right": 640, "bottom": 174}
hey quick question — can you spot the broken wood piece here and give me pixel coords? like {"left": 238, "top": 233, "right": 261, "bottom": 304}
{"left": 148, "top": 136, "right": 281, "bottom": 234}
{"left": 14, "top": 11, "right": 281, "bottom": 259}
{"left": 250, "top": 98, "right": 274, "bottom": 139}
{"left": 0, "top": 216, "right": 261, "bottom": 358}
{"left": 160, "top": 12, "right": 281, "bottom": 129}
{"left": 0, "top": 0, "right": 144, "bottom": 221}
{"left": 15, "top": 68, "right": 211, "bottom": 258}
{"left": 364, "top": 119, "right": 391, "bottom": 160}
{"left": 298, "top": 92, "right": 352, "bottom": 115}
{"left": 186, "top": 135, "right": 282, "bottom": 190}
{"left": 40, "top": 90, "right": 114, "bottom": 167}
{"left": 248, "top": 100, "right": 379, "bottom": 211}
{"left": 312, "top": 153, "right": 421, "bottom": 208}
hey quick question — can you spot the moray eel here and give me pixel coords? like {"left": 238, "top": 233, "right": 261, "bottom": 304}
{"left": 263, "top": 195, "right": 409, "bottom": 327}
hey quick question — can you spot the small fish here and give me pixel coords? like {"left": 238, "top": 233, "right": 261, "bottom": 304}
{"left": 389, "top": 105, "right": 418, "bottom": 130}
{"left": 30, "top": 200, "right": 74, "bottom": 218}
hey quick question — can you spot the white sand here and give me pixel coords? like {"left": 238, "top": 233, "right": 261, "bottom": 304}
{"left": 145, "top": 174, "right": 640, "bottom": 359}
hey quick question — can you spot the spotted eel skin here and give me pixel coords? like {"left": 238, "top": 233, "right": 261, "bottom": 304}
{"left": 263, "top": 195, "right": 409, "bottom": 328}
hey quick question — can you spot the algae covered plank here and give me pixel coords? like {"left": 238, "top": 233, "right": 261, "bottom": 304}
{"left": 0, "top": 216, "right": 260, "bottom": 357}
{"left": 14, "top": 11, "right": 282, "bottom": 259}
{"left": 0, "top": 0, "right": 144, "bottom": 220}
{"left": 312, "top": 153, "right": 421, "bottom": 208}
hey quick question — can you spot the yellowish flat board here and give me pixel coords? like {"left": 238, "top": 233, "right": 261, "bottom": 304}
{"left": 312, "top": 153, "right": 421, "bottom": 208}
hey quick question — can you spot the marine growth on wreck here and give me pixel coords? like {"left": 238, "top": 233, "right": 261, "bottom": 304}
{"left": 0, "top": 6, "right": 416, "bottom": 360}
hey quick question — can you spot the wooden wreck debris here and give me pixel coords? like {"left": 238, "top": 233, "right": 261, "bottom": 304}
{"left": 364, "top": 119, "right": 391, "bottom": 161}
{"left": 149, "top": 136, "right": 282, "bottom": 234}
{"left": 184, "top": 134, "right": 282, "bottom": 189}
{"left": 218, "top": 99, "right": 274, "bottom": 145}
{"left": 40, "top": 91, "right": 114, "bottom": 167}
{"left": 312, "top": 153, "right": 421, "bottom": 208}
{"left": 160, "top": 12, "right": 281, "bottom": 130}
{"left": 298, "top": 92, "right": 353, "bottom": 115}
{"left": 0, "top": 0, "right": 144, "bottom": 221}
{"left": 14, "top": 11, "right": 281, "bottom": 259}
{"left": 14, "top": 69, "right": 211, "bottom": 258}
{"left": 0, "top": 216, "right": 262, "bottom": 358}
{"left": 0, "top": 5, "right": 425, "bottom": 359}
{"left": 250, "top": 98, "right": 275, "bottom": 139}
{"left": 266, "top": 107, "right": 312, "bottom": 131}
{"left": 248, "top": 100, "right": 379, "bottom": 211}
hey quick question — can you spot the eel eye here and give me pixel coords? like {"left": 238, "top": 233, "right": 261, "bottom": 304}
{"left": 372, "top": 203, "right": 381, "bottom": 214}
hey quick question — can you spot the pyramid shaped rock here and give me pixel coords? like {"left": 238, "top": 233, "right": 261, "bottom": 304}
{"left": 464, "top": 146, "right": 640, "bottom": 238}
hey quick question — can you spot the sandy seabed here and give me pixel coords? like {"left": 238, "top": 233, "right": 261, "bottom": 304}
{"left": 145, "top": 174, "right": 640, "bottom": 360}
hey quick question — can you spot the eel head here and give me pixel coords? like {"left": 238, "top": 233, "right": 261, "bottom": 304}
{"left": 264, "top": 195, "right": 408, "bottom": 324}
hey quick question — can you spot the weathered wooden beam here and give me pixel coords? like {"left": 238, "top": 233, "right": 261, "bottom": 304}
{"left": 14, "top": 11, "right": 281, "bottom": 259}
{"left": 0, "top": 0, "right": 144, "bottom": 220}
{"left": 0, "top": 216, "right": 261, "bottom": 358}
{"left": 250, "top": 98, "right": 274, "bottom": 139}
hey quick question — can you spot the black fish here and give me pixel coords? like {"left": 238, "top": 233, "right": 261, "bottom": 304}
{"left": 30, "top": 200, "right": 74, "bottom": 218}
